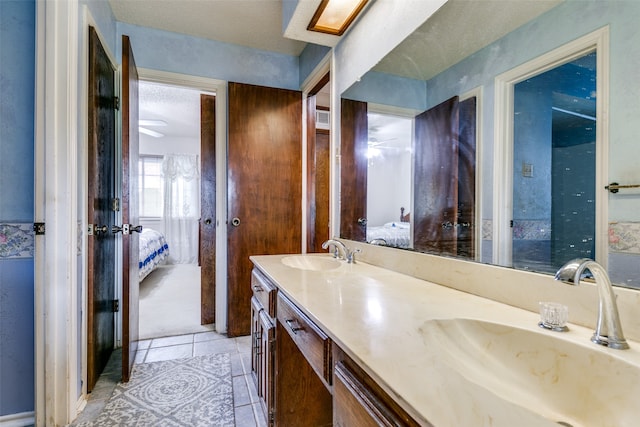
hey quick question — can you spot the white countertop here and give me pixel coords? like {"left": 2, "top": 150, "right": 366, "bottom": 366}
{"left": 250, "top": 254, "right": 640, "bottom": 427}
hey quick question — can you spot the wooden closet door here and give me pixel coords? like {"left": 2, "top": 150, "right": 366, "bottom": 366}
{"left": 340, "top": 98, "right": 368, "bottom": 242}
{"left": 200, "top": 94, "right": 216, "bottom": 324}
{"left": 227, "top": 82, "right": 302, "bottom": 337}
{"left": 413, "top": 96, "right": 459, "bottom": 255}
{"left": 456, "top": 97, "right": 477, "bottom": 259}
{"left": 87, "top": 26, "right": 116, "bottom": 392}
{"left": 121, "top": 34, "right": 140, "bottom": 383}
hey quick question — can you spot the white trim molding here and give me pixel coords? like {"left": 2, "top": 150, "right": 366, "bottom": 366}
{"left": 493, "top": 26, "right": 609, "bottom": 268}
{"left": 0, "top": 411, "right": 35, "bottom": 427}
{"left": 35, "top": 0, "right": 82, "bottom": 425}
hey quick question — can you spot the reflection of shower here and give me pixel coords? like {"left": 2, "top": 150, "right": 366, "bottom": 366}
{"left": 512, "top": 51, "right": 597, "bottom": 274}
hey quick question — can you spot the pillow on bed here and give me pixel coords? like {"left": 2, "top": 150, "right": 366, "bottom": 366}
{"left": 383, "top": 222, "right": 410, "bottom": 229}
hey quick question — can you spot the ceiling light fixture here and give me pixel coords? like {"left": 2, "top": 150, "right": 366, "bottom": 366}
{"left": 308, "top": 0, "right": 369, "bottom": 36}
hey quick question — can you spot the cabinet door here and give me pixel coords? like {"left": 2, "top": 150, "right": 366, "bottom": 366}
{"left": 334, "top": 362, "right": 406, "bottom": 427}
{"left": 250, "top": 296, "right": 262, "bottom": 384}
{"left": 259, "top": 310, "right": 275, "bottom": 425}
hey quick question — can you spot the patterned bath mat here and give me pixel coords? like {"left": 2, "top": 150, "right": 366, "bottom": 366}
{"left": 78, "top": 353, "right": 234, "bottom": 426}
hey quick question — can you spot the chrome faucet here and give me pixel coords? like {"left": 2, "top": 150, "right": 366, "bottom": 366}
{"left": 322, "top": 239, "right": 348, "bottom": 260}
{"left": 369, "top": 238, "right": 387, "bottom": 246}
{"left": 554, "top": 258, "right": 629, "bottom": 350}
{"left": 321, "top": 239, "right": 360, "bottom": 264}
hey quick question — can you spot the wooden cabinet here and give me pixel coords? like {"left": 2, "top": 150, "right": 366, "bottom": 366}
{"left": 251, "top": 265, "right": 422, "bottom": 427}
{"left": 250, "top": 270, "right": 277, "bottom": 425}
{"left": 275, "top": 292, "right": 333, "bottom": 426}
{"left": 333, "top": 348, "right": 424, "bottom": 427}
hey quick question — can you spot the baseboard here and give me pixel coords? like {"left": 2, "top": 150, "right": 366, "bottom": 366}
{"left": 0, "top": 411, "right": 35, "bottom": 427}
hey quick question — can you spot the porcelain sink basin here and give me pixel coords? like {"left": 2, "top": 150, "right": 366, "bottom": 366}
{"left": 420, "top": 318, "right": 640, "bottom": 427}
{"left": 281, "top": 255, "right": 342, "bottom": 271}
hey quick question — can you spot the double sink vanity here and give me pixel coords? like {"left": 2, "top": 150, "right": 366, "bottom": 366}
{"left": 249, "top": 246, "right": 640, "bottom": 427}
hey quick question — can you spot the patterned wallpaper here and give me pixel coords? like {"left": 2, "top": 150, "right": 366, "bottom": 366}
{"left": 0, "top": 223, "right": 34, "bottom": 259}
{"left": 482, "top": 220, "right": 640, "bottom": 255}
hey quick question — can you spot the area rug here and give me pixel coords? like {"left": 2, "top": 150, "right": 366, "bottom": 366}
{"left": 77, "top": 353, "right": 234, "bottom": 427}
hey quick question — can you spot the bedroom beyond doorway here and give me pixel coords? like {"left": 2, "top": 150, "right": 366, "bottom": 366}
{"left": 139, "top": 264, "right": 214, "bottom": 339}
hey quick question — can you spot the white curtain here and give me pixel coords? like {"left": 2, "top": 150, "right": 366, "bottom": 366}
{"left": 162, "top": 154, "right": 200, "bottom": 264}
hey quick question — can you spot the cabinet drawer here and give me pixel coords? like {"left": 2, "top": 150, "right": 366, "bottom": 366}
{"left": 277, "top": 292, "right": 332, "bottom": 386}
{"left": 252, "top": 269, "right": 277, "bottom": 318}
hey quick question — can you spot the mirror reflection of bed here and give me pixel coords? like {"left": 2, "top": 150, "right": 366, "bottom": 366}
{"left": 366, "top": 207, "right": 411, "bottom": 248}
{"left": 137, "top": 81, "right": 214, "bottom": 340}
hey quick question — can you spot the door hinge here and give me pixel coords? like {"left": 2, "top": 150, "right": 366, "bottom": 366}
{"left": 112, "top": 197, "right": 120, "bottom": 212}
{"left": 112, "top": 299, "right": 120, "bottom": 312}
{"left": 510, "top": 220, "right": 514, "bottom": 228}
{"left": 113, "top": 96, "right": 120, "bottom": 110}
{"left": 33, "top": 222, "right": 45, "bottom": 235}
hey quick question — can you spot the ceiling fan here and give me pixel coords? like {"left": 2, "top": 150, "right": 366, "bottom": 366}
{"left": 139, "top": 119, "right": 166, "bottom": 138}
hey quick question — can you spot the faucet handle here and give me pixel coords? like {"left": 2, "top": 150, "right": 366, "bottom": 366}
{"left": 347, "top": 248, "right": 361, "bottom": 264}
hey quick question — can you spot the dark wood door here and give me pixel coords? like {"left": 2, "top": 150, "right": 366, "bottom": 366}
{"left": 227, "top": 82, "right": 302, "bottom": 337}
{"left": 200, "top": 94, "right": 216, "bottom": 324}
{"left": 121, "top": 34, "right": 140, "bottom": 382}
{"left": 340, "top": 98, "right": 368, "bottom": 242}
{"left": 306, "top": 94, "right": 331, "bottom": 252}
{"left": 413, "top": 96, "right": 460, "bottom": 255}
{"left": 456, "top": 97, "right": 477, "bottom": 259}
{"left": 312, "top": 129, "right": 330, "bottom": 252}
{"left": 87, "top": 26, "right": 116, "bottom": 392}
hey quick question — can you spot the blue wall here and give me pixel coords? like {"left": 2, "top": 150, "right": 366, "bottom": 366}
{"left": 342, "top": 70, "right": 427, "bottom": 111}
{"left": 0, "top": 0, "right": 36, "bottom": 417}
{"left": 117, "top": 22, "right": 300, "bottom": 90}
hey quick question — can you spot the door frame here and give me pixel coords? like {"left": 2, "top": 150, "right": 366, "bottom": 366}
{"left": 35, "top": 2, "right": 103, "bottom": 424}
{"left": 493, "top": 27, "right": 609, "bottom": 268}
{"left": 136, "top": 68, "right": 228, "bottom": 333}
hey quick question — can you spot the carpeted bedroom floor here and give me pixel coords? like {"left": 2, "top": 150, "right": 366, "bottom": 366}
{"left": 139, "top": 264, "right": 214, "bottom": 340}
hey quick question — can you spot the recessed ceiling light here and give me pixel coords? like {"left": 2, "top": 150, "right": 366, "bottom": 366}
{"left": 308, "top": 0, "right": 369, "bottom": 36}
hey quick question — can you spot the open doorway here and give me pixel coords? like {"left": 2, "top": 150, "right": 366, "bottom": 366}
{"left": 137, "top": 81, "right": 215, "bottom": 339}
{"left": 306, "top": 73, "right": 331, "bottom": 253}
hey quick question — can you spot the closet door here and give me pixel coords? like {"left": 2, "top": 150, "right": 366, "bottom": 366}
{"left": 413, "top": 96, "right": 459, "bottom": 255}
{"left": 340, "top": 98, "right": 368, "bottom": 242}
{"left": 227, "top": 82, "right": 302, "bottom": 337}
{"left": 200, "top": 94, "right": 216, "bottom": 324}
{"left": 121, "top": 34, "right": 140, "bottom": 382}
{"left": 87, "top": 26, "right": 116, "bottom": 392}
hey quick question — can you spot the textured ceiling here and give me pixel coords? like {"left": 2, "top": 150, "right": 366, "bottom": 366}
{"left": 109, "top": 0, "right": 307, "bottom": 56}
{"left": 374, "top": 0, "right": 563, "bottom": 80}
{"left": 139, "top": 82, "right": 204, "bottom": 140}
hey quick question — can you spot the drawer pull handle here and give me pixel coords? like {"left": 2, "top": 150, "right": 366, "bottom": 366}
{"left": 285, "top": 319, "right": 303, "bottom": 334}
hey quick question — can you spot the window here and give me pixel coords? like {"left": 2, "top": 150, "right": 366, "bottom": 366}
{"left": 139, "top": 155, "right": 163, "bottom": 217}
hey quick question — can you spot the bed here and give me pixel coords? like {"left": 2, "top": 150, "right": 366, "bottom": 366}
{"left": 366, "top": 207, "right": 411, "bottom": 248}
{"left": 139, "top": 228, "right": 170, "bottom": 281}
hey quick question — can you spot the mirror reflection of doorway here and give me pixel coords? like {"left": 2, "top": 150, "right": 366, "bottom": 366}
{"left": 512, "top": 51, "right": 597, "bottom": 273}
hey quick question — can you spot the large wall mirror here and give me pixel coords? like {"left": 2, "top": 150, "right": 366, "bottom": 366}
{"left": 339, "top": 0, "right": 640, "bottom": 289}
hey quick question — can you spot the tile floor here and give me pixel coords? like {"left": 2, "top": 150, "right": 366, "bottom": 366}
{"left": 71, "top": 331, "right": 266, "bottom": 427}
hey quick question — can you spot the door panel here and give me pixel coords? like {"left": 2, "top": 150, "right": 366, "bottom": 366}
{"left": 413, "top": 96, "right": 459, "bottom": 255}
{"left": 306, "top": 95, "right": 331, "bottom": 253}
{"left": 457, "top": 97, "right": 477, "bottom": 258}
{"left": 200, "top": 94, "right": 216, "bottom": 324}
{"left": 313, "top": 129, "right": 330, "bottom": 252}
{"left": 340, "top": 98, "right": 368, "bottom": 242}
{"left": 227, "top": 82, "right": 302, "bottom": 337}
{"left": 121, "top": 34, "right": 140, "bottom": 382}
{"left": 87, "top": 26, "right": 116, "bottom": 392}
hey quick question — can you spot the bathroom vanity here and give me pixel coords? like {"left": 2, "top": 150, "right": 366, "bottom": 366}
{"left": 250, "top": 253, "right": 640, "bottom": 427}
